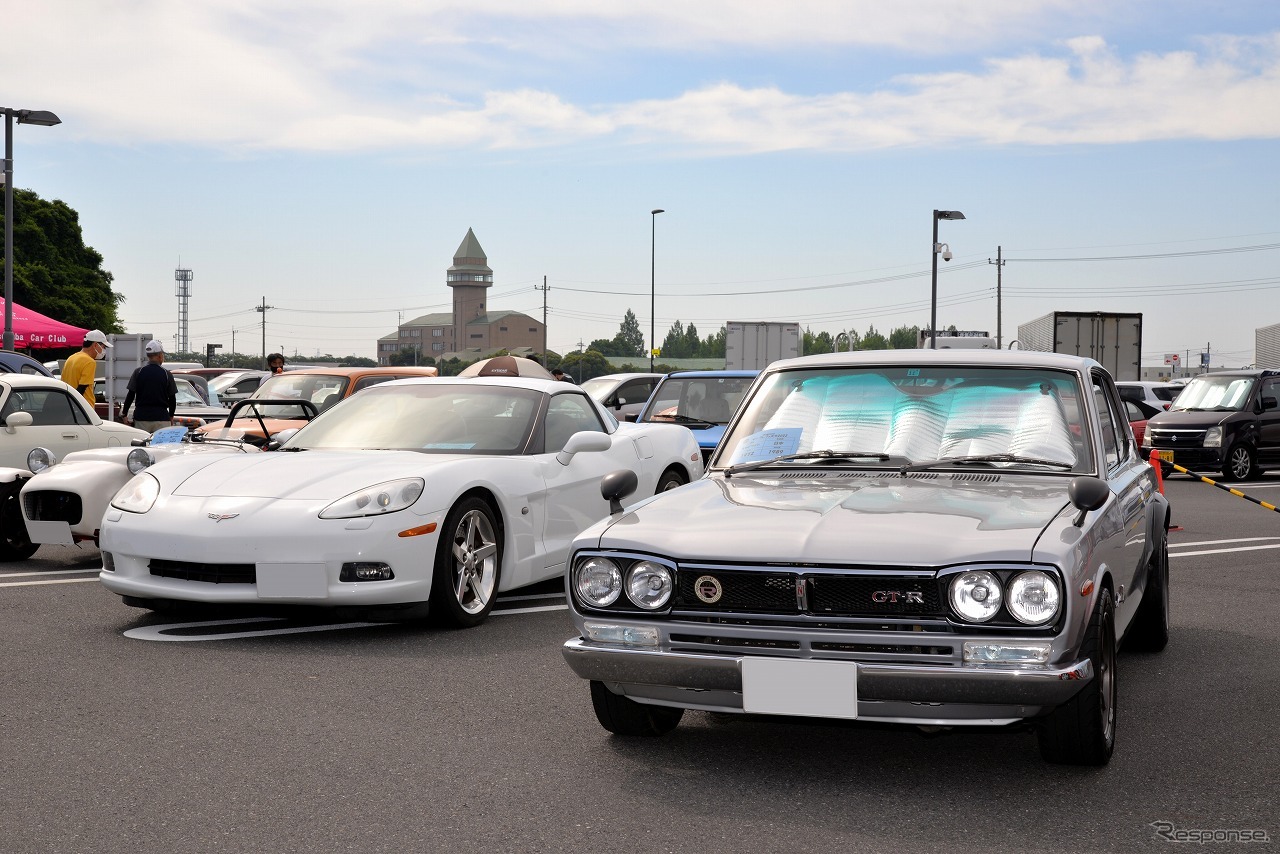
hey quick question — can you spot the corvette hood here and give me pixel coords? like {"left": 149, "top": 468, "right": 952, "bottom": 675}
{"left": 598, "top": 473, "right": 1076, "bottom": 566}
{"left": 168, "top": 451, "right": 458, "bottom": 500}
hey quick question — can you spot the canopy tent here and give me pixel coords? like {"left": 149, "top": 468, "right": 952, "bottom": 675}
{"left": 0, "top": 299, "right": 89, "bottom": 349}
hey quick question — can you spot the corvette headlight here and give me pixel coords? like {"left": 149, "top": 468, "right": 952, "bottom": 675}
{"left": 126, "top": 447, "right": 155, "bottom": 474}
{"left": 575, "top": 557, "right": 622, "bottom": 607}
{"left": 1203, "top": 426, "right": 1223, "bottom": 448}
{"left": 318, "top": 478, "right": 425, "bottom": 519}
{"left": 111, "top": 473, "right": 160, "bottom": 514}
{"left": 27, "top": 447, "right": 56, "bottom": 473}
{"left": 1005, "top": 571, "right": 1061, "bottom": 625}
{"left": 949, "top": 571, "right": 1002, "bottom": 623}
{"left": 625, "top": 561, "right": 673, "bottom": 610}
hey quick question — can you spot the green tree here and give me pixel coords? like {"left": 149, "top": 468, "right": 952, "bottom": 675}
{"left": 700, "top": 325, "right": 727, "bottom": 358}
{"left": 1, "top": 189, "right": 122, "bottom": 331}
{"left": 587, "top": 337, "right": 623, "bottom": 357}
{"left": 803, "top": 327, "right": 835, "bottom": 355}
{"left": 888, "top": 325, "right": 920, "bottom": 349}
{"left": 859, "top": 325, "right": 889, "bottom": 350}
{"left": 661, "top": 320, "right": 691, "bottom": 359}
{"left": 559, "top": 348, "right": 613, "bottom": 382}
{"left": 617, "top": 309, "right": 645, "bottom": 357}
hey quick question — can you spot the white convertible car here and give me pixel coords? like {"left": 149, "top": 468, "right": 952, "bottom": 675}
{"left": 98, "top": 376, "right": 704, "bottom": 626}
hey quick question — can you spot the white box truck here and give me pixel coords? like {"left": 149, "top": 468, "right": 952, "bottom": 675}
{"left": 1015, "top": 312, "right": 1142, "bottom": 381}
{"left": 725, "top": 321, "right": 802, "bottom": 370}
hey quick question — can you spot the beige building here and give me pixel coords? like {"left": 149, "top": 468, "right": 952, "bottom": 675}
{"left": 378, "top": 229, "right": 544, "bottom": 365}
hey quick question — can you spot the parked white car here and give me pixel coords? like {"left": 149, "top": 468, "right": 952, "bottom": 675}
{"left": 1116, "top": 381, "right": 1182, "bottom": 411}
{"left": 0, "top": 375, "right": 149, "bottom": 560}
{"left": 97, "top": 377, "right": 704, "bottom": 625}
{"left": 580, "top": 373, "right": 663, "bottom": 422}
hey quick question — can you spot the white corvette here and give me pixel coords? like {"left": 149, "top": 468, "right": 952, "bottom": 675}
{"left": 98, "top": 377, "right": 703, "bottom": 626}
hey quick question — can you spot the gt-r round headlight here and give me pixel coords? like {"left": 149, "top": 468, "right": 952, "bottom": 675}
{"left": 126, "top": 447, "right": 155, "bottom": 474}
{"left": 318, "top": 478, "right": 425, "bottom": 519}
{"left": 27, "top": 447, "right": 57, "bottom": 473}
{"left": 1006, "top": 571, "right": 1061, "bottom": 625}
{"left": 625, "top": 561, "right": 673, "bottom": 610}
{"left": 949, "top": 571, "right": 1003, "bottom": 622}
{"left": 111, "top": 473, "right": 161, "bottom": 514}
{"left": 575, "top": 557, "right": 622, "bottom": 607}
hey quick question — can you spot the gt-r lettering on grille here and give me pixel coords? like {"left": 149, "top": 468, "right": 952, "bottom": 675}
{"left": 872, "top": 590, "right": 924, "bottom": 604}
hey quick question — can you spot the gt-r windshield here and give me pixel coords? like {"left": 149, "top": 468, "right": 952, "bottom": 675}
{"left": 715, "top": 366, "right": 1092, "bottom": 473}
{"left": 284, "top": 384, "right": 542, "bottom": 454}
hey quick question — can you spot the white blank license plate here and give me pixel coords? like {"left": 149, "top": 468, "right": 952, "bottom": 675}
{"left": 741, "top": 657, "right": 858, "bottom": 719}
{"left": 256, "top": 563, "right": 328, "bottom": 599}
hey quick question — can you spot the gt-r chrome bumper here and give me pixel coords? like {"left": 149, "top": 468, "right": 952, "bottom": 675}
{"left": 562, "top": 638, "right": 1093, "bottom": 710}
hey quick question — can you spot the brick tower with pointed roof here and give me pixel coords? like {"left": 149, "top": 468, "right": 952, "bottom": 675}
{"left": 448, "top": 228, "right": 493, "bottom": 348}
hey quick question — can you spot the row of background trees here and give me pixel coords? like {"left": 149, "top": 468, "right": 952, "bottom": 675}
{"left": 7, "top": 188, "right": 934, "bottom": 381}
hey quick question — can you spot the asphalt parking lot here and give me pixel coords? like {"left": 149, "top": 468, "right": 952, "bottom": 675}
{"left": 1, "top": 473, "right": 1276, "bottom": 854}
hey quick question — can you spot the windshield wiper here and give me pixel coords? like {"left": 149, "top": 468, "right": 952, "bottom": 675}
{"left": 724, "top": 449, "right": 891, "bottom": 478}
{"left": 652, "top": 413, "right": 712, "bottom": 425}
{"left": 900, "top": 453, "right": 1073, "bottom": 473}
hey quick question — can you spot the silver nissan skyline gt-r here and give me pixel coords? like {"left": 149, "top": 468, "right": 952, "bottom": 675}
{"left": 562, "top": 349, "right": 1170, "bottom": 766}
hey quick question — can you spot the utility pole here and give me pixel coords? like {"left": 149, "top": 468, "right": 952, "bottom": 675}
{"left": 256, "top": 297, "right": 274, "bottom": 370}
{"left": 988, "top": 246, "right": 1005, "bottom": 349}
{"left": 535, "top": 276, "right": 549, "bottom": 359}
{"left": 576, "top": 338, "right": 585, "bottom": 383}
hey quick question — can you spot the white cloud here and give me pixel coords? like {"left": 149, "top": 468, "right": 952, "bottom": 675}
{"left": 6, "top": 2, "right": 1280, "bottom": 152}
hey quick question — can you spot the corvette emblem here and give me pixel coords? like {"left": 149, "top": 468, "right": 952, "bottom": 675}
{"left": 207, "top": 513, "right": 240, "bottom": 523}
{"left": 694, "top": 575, "right": 723, "bottom": 604}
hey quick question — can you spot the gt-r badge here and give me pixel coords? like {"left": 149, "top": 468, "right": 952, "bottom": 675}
{"left": 207, "top": 513, "right": 240, "bottom": 523}
{"left": 694, "top": 575, "right": 723, "bottom": 604}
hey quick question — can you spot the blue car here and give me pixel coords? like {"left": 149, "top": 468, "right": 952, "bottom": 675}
{"left": 636, "top": 370, "right": 759, "bottom": 463}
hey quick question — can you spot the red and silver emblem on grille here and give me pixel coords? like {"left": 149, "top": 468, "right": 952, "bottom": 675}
{"left": 694, "top": 575, "right": 723, "bottom": 604}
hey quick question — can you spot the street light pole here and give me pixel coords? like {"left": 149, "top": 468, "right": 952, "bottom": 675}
{"left": 3, "top": 107, "right": 61, "bottom": 352}
{"left": 650, "top": 208, "right": 664, "bottom": 372}
{"left": 929, "top": 209, "right": 966, "bottom": 349}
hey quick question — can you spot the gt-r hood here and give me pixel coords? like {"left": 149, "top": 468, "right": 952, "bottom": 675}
{"left": 598, "top": 473, "right": 1076, "bottom": 565}
{"left": 168, "top": 451, "right": 456, "bottom": 500}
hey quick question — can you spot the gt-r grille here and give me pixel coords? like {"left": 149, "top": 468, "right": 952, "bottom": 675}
{"left": 675, "top": 567, "right": 944, "bottom": 619}
{"left": 22, "top": 491, "right": 82, "bottom": 525}
{"left": 149, "top": 559, "right": 256, "bottom": 584}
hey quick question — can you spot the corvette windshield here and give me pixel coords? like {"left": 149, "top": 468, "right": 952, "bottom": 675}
{"left": 285, "top": 383, "right": 541, "bottom": 454}
{"left": 716, "top": 366, "right": 1091, "bottom": 473}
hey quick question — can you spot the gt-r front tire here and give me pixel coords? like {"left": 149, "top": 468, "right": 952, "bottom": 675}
{"left": 430, "top": 496, "right": 502, "bottom": 628}
{"left": 590, "top": 680, "right": 684, "bottom": 736}
{"left": 1037, "top": 589, "right": 1117, "bottom": 766}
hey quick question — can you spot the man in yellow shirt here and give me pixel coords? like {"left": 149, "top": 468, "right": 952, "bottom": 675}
{"left": 61, "top": 329, "right": 112, "bottom": 408}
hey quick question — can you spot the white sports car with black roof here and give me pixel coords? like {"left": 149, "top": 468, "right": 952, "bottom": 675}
{"left": 98, "top": 376, "right": 703, "bottom": 626}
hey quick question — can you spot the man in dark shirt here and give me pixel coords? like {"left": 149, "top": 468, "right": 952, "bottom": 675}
{"left": 122, "top": 339, "right": 178, "bottom": 433}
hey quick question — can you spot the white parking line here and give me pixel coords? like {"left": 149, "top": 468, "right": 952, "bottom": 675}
{"left": 0, "top": 577, "right": 99, "bottom": 587}
{"left": 1170, "top": 543, "right": 1280, "bottom": 558}
{"left": 1170, "top": 537, "right": 1280, "bottom": 548}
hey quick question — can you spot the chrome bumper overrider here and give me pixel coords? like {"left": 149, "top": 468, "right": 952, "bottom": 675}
{"left": 562, "top": 639, "right": 1094, "bottom": 707}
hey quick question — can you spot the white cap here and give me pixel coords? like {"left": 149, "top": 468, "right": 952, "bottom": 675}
{"left": 144, "top": 339, "right": 165, "bottom": 354}
{"left": 84, "top": 330, "right": 113, "bottom": 348}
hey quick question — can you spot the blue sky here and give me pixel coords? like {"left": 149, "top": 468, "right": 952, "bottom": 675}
{"left": 7, "top": 1, "right": 1280, "bottom": 366}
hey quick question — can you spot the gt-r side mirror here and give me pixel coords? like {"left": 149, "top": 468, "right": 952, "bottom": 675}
{"left": 600, "top": 469, "right": 638, "bottom": 514}
{"left": 1068, "top": 476, "right": 1111, "bottom": 527}
{"left": 557, "top": 431, "right": 612, "bottom": 466}
{"left": 4, "top": 411, "right": 33, "bottom": 432}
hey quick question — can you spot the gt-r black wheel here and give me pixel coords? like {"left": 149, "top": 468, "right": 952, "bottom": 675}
{"left": 590, "top": 680, "right": 684, "bottom": 736}
{"left": 1125, "top": 527, "right": 1170, "bottom": 653}
{"left": 1223, "top": 443, "right": 1256, "bottom": 481}
{"left": 655, "top": 467, "right": 687, "bottom": 494}
{"left": 0, "top": 482, "right": 38, "bottom": 562}
{"left": 1037, "top": 589, "right": 1117, "bottom": 766}
{"left": 430, "top": 496, "right": 501, "bottom": 628}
